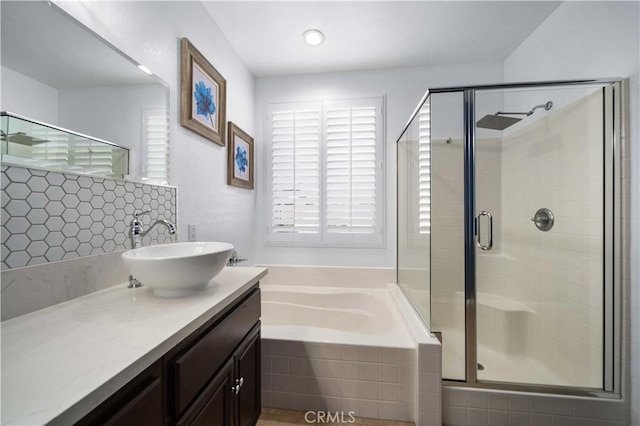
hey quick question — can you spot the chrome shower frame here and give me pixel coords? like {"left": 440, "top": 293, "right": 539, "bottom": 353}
{"left": 396, "top": 78, "right": 624, "bottom": 398}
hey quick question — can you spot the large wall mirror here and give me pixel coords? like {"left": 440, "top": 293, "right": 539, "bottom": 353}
{"left": 0, "top": 1, "right": 170, "bottom": 184}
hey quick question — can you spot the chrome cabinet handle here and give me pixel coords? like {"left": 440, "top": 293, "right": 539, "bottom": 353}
{"left": 231, "top": 377, "right": 244, "bottom": 395}
{"left": 475, "top": 211, "right": 493, "bottom": 251}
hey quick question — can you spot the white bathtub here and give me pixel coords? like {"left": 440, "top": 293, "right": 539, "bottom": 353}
{"left": 261, "top": 284, "right": 414, "bottom": 348}
{"left": 257, "top": 266, "right": 441, "bottom": 425}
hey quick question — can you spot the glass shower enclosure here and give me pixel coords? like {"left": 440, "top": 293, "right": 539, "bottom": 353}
{"left": 397, "top": 79, "right": 621, "bottom": 395}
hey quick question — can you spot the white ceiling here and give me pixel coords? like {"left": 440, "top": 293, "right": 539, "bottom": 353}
{"left": 1, "top": 1, "right": 156, "bottom": 89}
{"left": 204, "top": 1, "right": 562, "bottom": 77}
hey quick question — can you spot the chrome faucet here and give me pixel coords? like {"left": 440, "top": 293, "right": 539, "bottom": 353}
{"left": 227, "top": 250, "right": 247, "bottom": 267}
{"left": 128, "top": 210, "right": 176, "bottom": 288}
{"left": 129, "top": 210, "right": 176, "bottom": 249}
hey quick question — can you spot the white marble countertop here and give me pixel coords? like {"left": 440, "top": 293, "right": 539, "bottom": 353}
{"left": 0, "top": 266, "right": 267, "bottom": 426}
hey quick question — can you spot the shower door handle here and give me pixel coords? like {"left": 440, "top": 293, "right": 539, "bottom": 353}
{"left": 475, "top": 211, "right": 493, "bottom": 251}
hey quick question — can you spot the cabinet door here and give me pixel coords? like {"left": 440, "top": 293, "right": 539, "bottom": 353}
{"left": 235, "top": 323, "right": 261, "bottom": 426}
{"left": 176, "top": 358, "right": 235, "bottom": 426}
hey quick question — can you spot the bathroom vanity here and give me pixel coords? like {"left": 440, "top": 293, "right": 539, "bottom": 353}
{"left": 0, "top": 266, "right": 266, "bottom": 426}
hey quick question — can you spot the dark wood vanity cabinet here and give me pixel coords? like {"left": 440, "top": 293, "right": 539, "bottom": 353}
{"left": 76, "top": 285, "right": 261, "bottom": 426}
{"left": 166, "top": 288, "right": 261, "bottom": 426}
{"left": 175, "top": 324, "right": 261, "bottom": 426}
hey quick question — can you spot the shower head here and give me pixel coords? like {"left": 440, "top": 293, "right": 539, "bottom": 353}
{"left": 476, "top": 114, "right": 522, "bottom": 130}
{"left": 476, "top": 101, "right": 553, "bottom": 130}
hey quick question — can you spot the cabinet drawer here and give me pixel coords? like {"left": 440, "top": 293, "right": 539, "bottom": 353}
{"left": 103, "top": 377, "right": 162, "bottom": 426}
{"left": 75, "top": 360, "right": 162, "bottom": 426}
{"left": 172, "top": 289, "right": 260, "bottom": 415}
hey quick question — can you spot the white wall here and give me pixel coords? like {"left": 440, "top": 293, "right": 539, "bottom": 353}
{"left": 1, "top": 66, "right": 59, "bottom": 124}
{"left": 55, "top": 1, "right": 257, "bottom": 261}
{"left": 254, "top": 62, "right": 503, "bottom": 267}
{"left": 504, "top": 1, "right": 640, "bottom": 421}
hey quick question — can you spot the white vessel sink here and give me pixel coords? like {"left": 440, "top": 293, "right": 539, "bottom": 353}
{"left": 122, "top": 242, "right": 234, "bottom": 297}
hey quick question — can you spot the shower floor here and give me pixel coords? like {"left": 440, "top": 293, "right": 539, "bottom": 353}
{"left": 440, "top": 329, "right": 561, "bottom": 386}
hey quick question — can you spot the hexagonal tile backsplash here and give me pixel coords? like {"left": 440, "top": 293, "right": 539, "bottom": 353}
{"left": 1, "top": 165, "right": 177, "bottom": 269}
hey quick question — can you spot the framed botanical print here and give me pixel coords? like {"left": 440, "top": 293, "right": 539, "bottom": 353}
{"left": 180, "top": 37, "right": 227, "bottom": 146}
{"left": 227, "top": 122, "right": 254, "bottom": 189}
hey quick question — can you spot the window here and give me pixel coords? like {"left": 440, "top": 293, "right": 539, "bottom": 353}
{"left": 31, "top": 128, "right": 116, "bottom": 176}
{"left": 270, "top": 102, "right": 321, "bottom": 238}
{"left": 266, "top": 97, "right": 385, "bottom": 247}
{"left": 418, "top": 101, "right": 430, "bottom": 234}
{"left": 142, "top": 108, "right": 170, "bottom": 184}
{"left": 405, "top": 99, "right": 430, "bottom": 249}
{"left": 71, "top": 138, "right": 114, "bottom": 175}
{"left": 31, "top": 129, "right": 69, "bottom": 165}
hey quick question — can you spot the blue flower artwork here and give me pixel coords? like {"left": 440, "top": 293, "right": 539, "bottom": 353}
{"left": 233, "top": 135, "right": 250, "bottom": 181}
{"left": 235, "top": 146, "right": 248, "bottom": 173}
{"left": 228, "top": 124, "right": 253, "bottom": 189}
{"left": 194, "top": 80, "right": 216, "bottom": 127}
{"left": 183, "top": 38, "right": 227, "bottom": 146}
{"left": 190, "top": 61, "right": 219, "bottom": 132}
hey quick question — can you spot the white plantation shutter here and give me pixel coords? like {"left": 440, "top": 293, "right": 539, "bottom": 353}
{"left": 143, "top": 108, "right": 170, "bottom": 183}
{"left": 418, "top": 100, "right": 431, "bottom": 233}
{"left": 31, "top": 128, "right": 69, "bottom": 166}
{"left": 267, "top": 97, "right": 384, "bottom": 246}
{"left": 29, "top": 126, "right": 121, "bottom": 177}
{"left": 268, "top": 102, "right": 321, "bottom": 241}
{"left": 71, "top": 137, "right": 114, "bottom": 175}
{"left": 324, "top": 98, "right": 383, "bottom": 243}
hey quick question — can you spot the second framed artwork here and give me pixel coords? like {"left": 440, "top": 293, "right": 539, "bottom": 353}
{"left": 227, "top": 122, "right": 254, "bottom": 190}
{"left": 180, "top": 37, "right": 227, "bottom": 146}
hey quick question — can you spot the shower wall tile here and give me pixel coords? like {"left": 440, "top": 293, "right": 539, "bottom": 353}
{"left": 433, "top": 93, "right": 610, "bottom": 388}
{"left": 494, "top": 92, "right": 605, "bottom": 387}
{"left": 429, "top": 137, "right": 468, "bottom": 381}
{"left": 1, "top": 164, "right": 177, "bottom": 270}
{"left": 434, "top": 91, "right": 631, "bottom": 426}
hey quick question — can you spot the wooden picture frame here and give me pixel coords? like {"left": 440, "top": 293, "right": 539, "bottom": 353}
{"left": 180, "top": 37, "right": 226, "bottom": 146}
{"left": 227, "top": 122, "right": 254, "bottom": 189}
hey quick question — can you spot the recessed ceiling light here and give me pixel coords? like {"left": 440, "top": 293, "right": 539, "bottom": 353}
{"left": 303, "top": 29, "right": 325, "bottom": 46}
{"left": 137, "top": 64, "right": 153, "bottom": 75}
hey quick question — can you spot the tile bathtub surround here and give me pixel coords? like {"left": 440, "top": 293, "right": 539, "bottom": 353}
{"left": 261, "top": 340, "right": 441, "bottom": 426}
{"left": 1, "top": 164, "right": 177, "bottom": 269}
